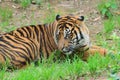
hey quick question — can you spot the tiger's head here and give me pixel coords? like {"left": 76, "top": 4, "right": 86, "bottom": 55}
{"left": 54, "top": 14, "right": 91, "bottom": 55}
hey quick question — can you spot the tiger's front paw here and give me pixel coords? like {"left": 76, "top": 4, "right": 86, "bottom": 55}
{"left": 82, "top": 45, "right": 107, "bottom": 60}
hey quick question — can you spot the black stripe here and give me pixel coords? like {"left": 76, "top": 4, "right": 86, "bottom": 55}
{"left": 29, "top": 25, "right": 35, "bottom": 39}
{"left": 65, "top": 25, "right": 69, "bottom": 28}
{"left": 0, "top": 48, "right": 15, "bottom": 60}
{"left": 16, "top": 29, "right": 24, "bottom": 36}
{"left": 66, "top": 23, "right": 73, "bottom": 27}
{"left": 75, "top": 26, "right": 84, "bottom": 39}
{"left": 33, "top": 26, "right": 39, "bottom": 39}
{"left": 34, "top": 26, "right": 39, "bottom": 42}
{"left": 14, "top": 37, "right": 34, "bottom": 60}
{"left": 21, "top": 27, "right": 29, "bottom": 37}
{"left": 5, "top": 36, "right": 20, "bottom": 44}
{"left": 0, "top": 50, "right": 11, "bottom": 60}
{"left": 15, "top": 51, "right": 30, "bottom": 64}
{"left": 0, "top": 43, "right": 9, "bottom": 48}
{"left": 39, "top": 33, "right": 43, "bottom": 61}
{"left": 0, "top": 50, "right": 6, "bottom": 61}
{"left": 71, "top": 28, "right": 74, "bottom": 32}
{"left": 43, "top": 37, "right": 49, "bottom": 58}
{"left": 44, "top": 25, "right": 54, "bottom": 51}
{"left": 39, "top": 25, "right": 49, "bottom": 58}
{"left": 11, "top": 59, "right": 27, "bottom": 66}
{"left": 0, "top": 37, "right": 30, "bottom": 57}
{"left": 39, "top": 51, "right": 43, "bottom": 63}
{"left": 29, "top": 39, "right": 38, "bottom": 59}
{"left": 30, "top": 25, "right": 36, "bottom": 27}
{"left": 25, "top": 27, "right": 32, "bottom": 38}
{"left": 0, "top": 50, "right": 7, "bottom": 61}
{"left": 79, "top": 29, "right": 84, "bottom": 39}
{"left": 1, "top": 44, "right": 29, "bottom": 62}
{"left": 4, "top": 49, "right": 30, "bottom": 64}
{"left": 5, "top": 36, "right": 33, "bottom": 60}
{"left": 74, "top": 31, "right": 78, "bottom": 40}
{"left": 58, "top": 23, "right": 65, "bottom": 29}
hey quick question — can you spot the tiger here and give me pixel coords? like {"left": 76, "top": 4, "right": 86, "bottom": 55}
{"left": 0, "top": 14, "right": 106, "bottom": 69}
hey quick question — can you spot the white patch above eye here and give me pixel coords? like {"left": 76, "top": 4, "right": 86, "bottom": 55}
{"left": 64, "top": 30, "right": 66, "bottom": 38}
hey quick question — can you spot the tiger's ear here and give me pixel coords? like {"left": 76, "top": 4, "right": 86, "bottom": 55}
{"left": 56, "top": 14, "right": 61, "bottom": 21}
{"left": 78, "top": 16, "right": 84, "bottom": 21}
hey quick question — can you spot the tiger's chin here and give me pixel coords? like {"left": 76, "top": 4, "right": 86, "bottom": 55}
{"left": 63, "top": 51, "right": 73, "bottom": 55}
{"left": 61, "top": 44, "right": 89, "bottom": 55}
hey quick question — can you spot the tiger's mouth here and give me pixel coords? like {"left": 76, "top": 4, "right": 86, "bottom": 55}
{"left": 62, "top": 44, "right": 87, "bottom": 55}
{"left": 62, "top": 47, "right": 74, "bottom": 55}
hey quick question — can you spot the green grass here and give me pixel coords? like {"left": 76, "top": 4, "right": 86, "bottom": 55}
{"left": 103, "top": 19, "right": 115, "bottom": 33}
{"left": 43, "top": 12, "right": 56, "bottom": 24}
{"left": 43, "top": 4, "right": 57, "bottom": 24}
{"left": 0, "top": 7, "right": 13, "bottom": 21}
{"left": 35, "top": 0, "right": 43, "bottom": 5}
{"left": 20, "top": 0, "right": 31, "bottom": 9}
{"left": 101, "top": 15, "right": 120, "bottom": 39}
{"left": 97, "top": 0, "right": 118, "bottom": 19}
{"left": 0, "top": 53, "right": 120, "bottom": 80}
{"left": 0, "top": 22, "right": 17, "bottom": 33}
{"left": 115, "top": 15, "right": 120, "bottom": 26}
{"left": 0, "top": 7, "right": 15, "bottom": 32}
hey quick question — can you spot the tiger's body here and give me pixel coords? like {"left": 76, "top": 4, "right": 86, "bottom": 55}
{"left": 0, "top": 23, "right": 59, "bottom": 69}
{"left": 0, "top": 14, "right": 106, "bottom": 69}
{"left": 0, "top": 34, "right": 40, "bottom": 68}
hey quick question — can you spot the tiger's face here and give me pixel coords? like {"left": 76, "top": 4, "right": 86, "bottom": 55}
{"left": 54, "top": 14, "right": 91, "bottom": 55}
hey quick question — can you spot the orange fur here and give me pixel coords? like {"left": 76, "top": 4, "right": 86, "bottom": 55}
{"left": 82, "top": 45, "right": 107, "bottom": 60}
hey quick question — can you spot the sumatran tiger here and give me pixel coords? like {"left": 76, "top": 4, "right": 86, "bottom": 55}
{"left": 0, "top": 14, "right": 106, "bottom": 69}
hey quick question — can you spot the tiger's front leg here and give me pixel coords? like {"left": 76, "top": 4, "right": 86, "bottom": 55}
{"left": 80, "top": 45, "right": 107, "bottom": 60}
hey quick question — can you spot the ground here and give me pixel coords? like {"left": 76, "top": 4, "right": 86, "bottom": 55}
{"left": 0, "top": 0, "right": 106, "bottom": 41}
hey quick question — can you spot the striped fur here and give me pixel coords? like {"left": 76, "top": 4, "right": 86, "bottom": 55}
{"left": 0, "top": 34, "right": 40, "bottom": 69}
{"left": 0, "top": 14, "right": 90, "bottom": 69}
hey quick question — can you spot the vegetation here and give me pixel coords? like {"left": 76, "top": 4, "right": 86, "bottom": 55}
{"left": 103, "top": 19, "right": 115, "bottom": 33}
{"left": 43, "top": 3, "right": 57, "bottom": 23}
{"left": 97, "top": 0, "right": 118, "bottom": 19}
{"left": 0, "top": 53, "right": 120, "bottom": 80}
{"left": 0, "top": 0, "right": 120, "bottom": 80}
{"left": 13, "top": 0, "right": 43, "bottom": 8}
{"left": 98, "top": 0, "right": 120, "bottom": 38}
{"left": 0, "top": 7, "right": 13, "bottom": 21}
{"left": 20, "top": 0, "right": 31, "bottom": 9}
{"left": 0, "top": 7, "right": 17, "bottom": 32}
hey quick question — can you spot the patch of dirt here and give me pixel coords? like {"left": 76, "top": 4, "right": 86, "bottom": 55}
{"left": 0, "top": 0, "right": 105, "bottom": 41}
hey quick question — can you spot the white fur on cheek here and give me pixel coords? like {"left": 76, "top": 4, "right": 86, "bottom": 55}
{"left": 79, "top": 33, "right": 90, "bottom": 46}
{"left": 77, "top": 32, "right": 81, "bottom": 40}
